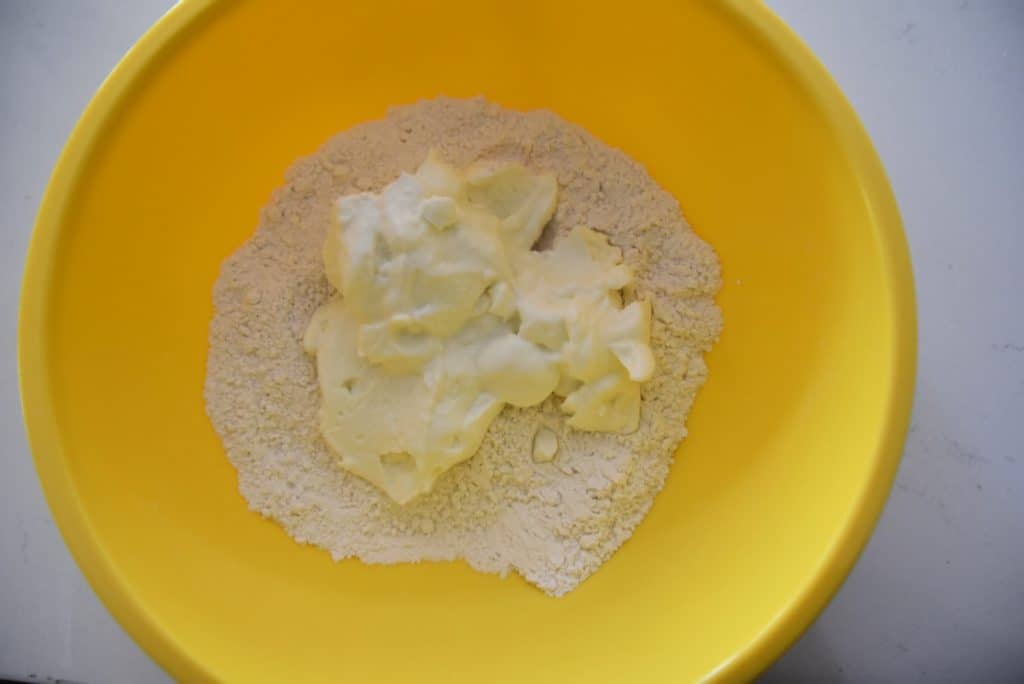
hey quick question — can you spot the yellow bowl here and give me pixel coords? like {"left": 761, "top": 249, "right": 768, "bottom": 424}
{"left": 19, "top": 0, "right": 914, "bottom": 681}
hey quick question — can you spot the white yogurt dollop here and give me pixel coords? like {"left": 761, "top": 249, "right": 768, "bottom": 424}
{"left": 304, "top": 152, "right": 654, "bottom": 503}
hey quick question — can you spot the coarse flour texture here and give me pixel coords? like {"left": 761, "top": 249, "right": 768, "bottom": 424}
{"left": 204, "top": 97, "right": 722, "bottom": 596}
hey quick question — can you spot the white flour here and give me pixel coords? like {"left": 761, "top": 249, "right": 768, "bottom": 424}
{"left": 204, "top": 97, "right": 722, "bottom": 596}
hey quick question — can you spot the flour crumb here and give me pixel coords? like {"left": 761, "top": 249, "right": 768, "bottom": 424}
{"left": 204, "top": 97, "right": 722, "bottom": 597}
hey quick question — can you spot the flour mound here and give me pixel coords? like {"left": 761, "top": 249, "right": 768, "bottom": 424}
{"left": 204, "top": 97, "right": 722, "bottom": 596}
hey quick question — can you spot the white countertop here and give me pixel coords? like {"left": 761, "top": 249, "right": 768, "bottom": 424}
{"left": 2, "top": 2, "right": 1022, "bottom": 682}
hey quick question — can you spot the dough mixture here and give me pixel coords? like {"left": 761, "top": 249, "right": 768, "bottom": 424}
{"left": 204, "top": 97, "right": 722, "bottom": 596}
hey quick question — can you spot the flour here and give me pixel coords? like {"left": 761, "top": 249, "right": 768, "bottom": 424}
{"left": 204, "top": 97, "right": 722, "bottom": 596}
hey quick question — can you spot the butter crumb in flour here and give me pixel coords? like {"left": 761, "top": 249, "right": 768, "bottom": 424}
{"left": 532, "top": 427, "right": 559, "bottom": 463}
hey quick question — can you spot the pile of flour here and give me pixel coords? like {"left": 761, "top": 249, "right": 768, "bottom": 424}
{"left": 204, "top": 97, "right": 721, "bottom": 596}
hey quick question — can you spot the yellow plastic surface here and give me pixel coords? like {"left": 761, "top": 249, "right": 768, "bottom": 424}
{"left": 18, "top": 0, "right": 915, "bottom": 681}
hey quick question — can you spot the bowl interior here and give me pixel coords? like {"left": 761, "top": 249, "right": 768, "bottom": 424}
{"left": 22, "top": 0, "right": 912, "bottom": 681}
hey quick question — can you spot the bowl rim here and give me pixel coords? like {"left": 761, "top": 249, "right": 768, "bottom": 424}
{"left": 18, "top": 0, "right": 916, "bottom": 681}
